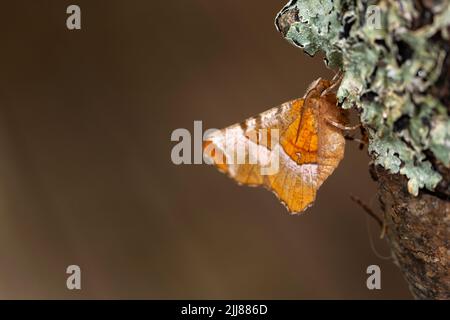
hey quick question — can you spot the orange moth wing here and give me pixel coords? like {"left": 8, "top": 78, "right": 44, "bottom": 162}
{"left": 203, "top": 78, "right": 348, "bottom": 214}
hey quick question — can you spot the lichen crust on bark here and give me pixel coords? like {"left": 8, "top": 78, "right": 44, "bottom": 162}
{"left": 276, "top": 0, "right": 450, "bottom": 197}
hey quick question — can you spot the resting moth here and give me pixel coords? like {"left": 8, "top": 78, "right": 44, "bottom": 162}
{"left": 203, "top": 76, "right": 352, "bottom": 214}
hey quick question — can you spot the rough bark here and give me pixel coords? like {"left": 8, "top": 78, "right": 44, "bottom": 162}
{"left": 371, "top": 165, "right": 449, "bottom": 299}
{"left": 276, "top": 0, "right": 450, "bottom": 299}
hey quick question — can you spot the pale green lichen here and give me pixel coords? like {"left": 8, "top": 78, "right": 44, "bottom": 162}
{"left": 277, "top": 0, "right": 450, "bottom": 195}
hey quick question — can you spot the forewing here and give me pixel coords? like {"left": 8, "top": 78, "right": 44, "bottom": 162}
{"left": 204, "top": 98, "right": 320, "bottom": 213}
{"left": 204, "top": 79, "right": 346, "bottom": 214}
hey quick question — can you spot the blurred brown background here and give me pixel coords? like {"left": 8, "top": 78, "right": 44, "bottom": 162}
{"left": 0, "top": 0, "right": 411, "bottom": 299}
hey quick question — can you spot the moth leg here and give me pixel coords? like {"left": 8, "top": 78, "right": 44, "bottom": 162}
{"left": 331, "top": 118, "right": 367, "bottom": 149}
{"left": 359, "top": 125, "right": 369, "bottom": 144}
{"left": 303, "top": 78, "right": 323, "bottom": 100}
{"left": 321, "top": 73, "right": 343, "bottom": 97}
{"left": 331, "top": 70, "right": 343, "bottom": 83}
{"left": 344, "top": 134, "right": 367, "bottom": 149}
{"left": 320, "top": 81, "right": 339, "bottom": 97}
{"left": 325, "top": 117, "right": 361, "bottom": 131}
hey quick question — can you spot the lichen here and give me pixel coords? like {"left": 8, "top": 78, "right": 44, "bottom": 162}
{"left": 276, "top": 0, "right": 450, "bottom": 195}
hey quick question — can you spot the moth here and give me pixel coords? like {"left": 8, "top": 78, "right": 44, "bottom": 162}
{"left": 203, "top": 76, "right": 354, "bottom": 214}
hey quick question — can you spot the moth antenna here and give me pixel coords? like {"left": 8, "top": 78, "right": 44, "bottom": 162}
{"left": 365, "top": 215, "right": 391, "bottom": 260}
{"left": 350, "top": 194, "right": 385, "bottom": 236}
